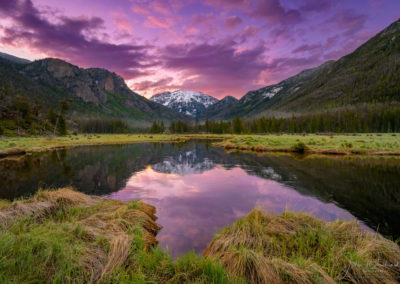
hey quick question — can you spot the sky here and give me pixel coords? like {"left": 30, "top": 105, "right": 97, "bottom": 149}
{"left": 0, "top": 0, "right": 399, "bottom": 99}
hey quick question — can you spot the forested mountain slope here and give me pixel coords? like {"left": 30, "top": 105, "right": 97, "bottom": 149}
{"left": 0, "top": 57, "right": 187, "bottom": 124}
{"left": 206, "top": 18, "right": 400, "bottom": 120}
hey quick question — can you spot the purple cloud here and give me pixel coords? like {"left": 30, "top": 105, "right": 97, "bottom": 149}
{"left": 250, "top": 0, "right": 303, "bottom": 26}
{"left": 0, "top": 0, "right": 154, "bottom": 79}
{"left": 299, "top": 0, "right": 333, "bottom": 13}
{"left": 160, "top": 40, "right": 268, "bottom": 97}
{"left": 0, "top": 0, "right": 398, "bottom": 98}
{"left": 292, "top": 43, "right": 323, "bottom": 54}
{"left": 162, "top": 41, "right": 266, "bottom": 77}
{"left": 326, "top": 9, "right": 367, "bottom": 38}
{"left": 223, "top": 16, "right": 243, "bottom": 29}
{"left": 238, "top": 25, "right": 261, "bottom": 42}
{"left": 131, "top": 77, "right": 174, "bottom": 91}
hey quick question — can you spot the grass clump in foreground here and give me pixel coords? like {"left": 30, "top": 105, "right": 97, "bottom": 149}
{"left": 0, "top": 188, "right": 240, "bottom": 283}
{"left": 1, "top": 189, "right": 399, "bottom": 283}
{"left": 204, "top": 208, "right": 400, "bottom": 283}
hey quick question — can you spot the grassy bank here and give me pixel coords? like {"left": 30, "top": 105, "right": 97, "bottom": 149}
{"left": 0, "top": 134, "right": 186, "bottom": 154}
{"left": 0, "top": 133, "right": 399, "bottom": 158}
{"left": 0, "top": 189, "right": 399, "bottom": 283}
{"left": 0, "top": 188, "right": 241, "bottom": 283}
{"left": 0, "top": 134, "right": 232, "bottom": 157}
{"left": 214, "top": 133, "right": 400, "bottom": 155}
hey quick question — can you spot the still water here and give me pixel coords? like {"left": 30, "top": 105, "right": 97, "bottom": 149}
{"left": 1, "top": 140, "right": 400, "bottom": 257}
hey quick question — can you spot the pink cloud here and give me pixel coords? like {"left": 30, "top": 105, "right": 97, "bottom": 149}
{"left": 132, "top": 5, "right": 149, "bottom": 15}
{"left": 111, "top": 11, "right": 132, "bottom": 33}
{"left": 145, "top": 15, "right": 173, "bottom": 29}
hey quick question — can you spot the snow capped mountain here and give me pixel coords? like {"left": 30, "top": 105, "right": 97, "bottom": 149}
{"left": 150, "top": 90, "right": 218, "bottom": 117}
{"left": 151, "top": 150, "right": 215, "bottom": 175}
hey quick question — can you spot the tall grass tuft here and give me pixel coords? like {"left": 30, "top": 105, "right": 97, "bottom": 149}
{"left": 204, "top": 208, "right": 400, "bottom": 283}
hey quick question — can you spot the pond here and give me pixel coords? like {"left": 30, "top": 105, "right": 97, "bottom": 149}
{"left": 1, "top": 140, "right": 400, "bottom": 257}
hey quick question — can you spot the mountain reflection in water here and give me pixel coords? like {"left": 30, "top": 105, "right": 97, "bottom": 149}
{"left": 1, "top": 140, "right": 400, "bottom": 257}
{"left": 108, "top": 165, "right": 357, "bottom": 257}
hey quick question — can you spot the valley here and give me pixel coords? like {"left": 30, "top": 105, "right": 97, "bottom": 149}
{"left": 0, "top": 19, "right": 399, "bottom": 136}
{"left": 0, "top": 1, "right": 399, "bottom": 283}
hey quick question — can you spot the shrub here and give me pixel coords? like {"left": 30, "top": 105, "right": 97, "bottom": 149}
{"left": 291, "top": 142, "right": 308, "bottom": 153}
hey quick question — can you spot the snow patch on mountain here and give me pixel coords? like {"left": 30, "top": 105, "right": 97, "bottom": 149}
{"left": 263, "top": 86, "right": 282, "bottom": 98}
{"left": 150, "top": 90, "right": 218, "bottom": 116}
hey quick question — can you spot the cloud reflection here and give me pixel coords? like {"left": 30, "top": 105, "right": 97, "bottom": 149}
{"left": 107, "top": 164, "right": 358, "bottom": 257}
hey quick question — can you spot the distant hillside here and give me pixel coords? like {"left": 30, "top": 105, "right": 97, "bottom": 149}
{"left": 199, "top": 96, "right": 238, "bottom": 120}
{"left": 150, "top": 90, "right": 218, "bottom": 117}
{"left": 265, "top": 18, "right": 400, "bottom": 113}
{"left": 0, "top": 56, "right": 187, "bottom": 124}
{"left": 0, "top": 52, "right": 31, "bottom": 64}
{"left": 207, "top": 18, "right": 400, "bottom": 120}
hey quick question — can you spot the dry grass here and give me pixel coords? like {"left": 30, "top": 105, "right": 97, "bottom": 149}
{"left": 0, "top": 188, "right": 161, "bottom": 282}
{"left": 204, "top": 208, "right": 400, "bottom": 283}
{"left": 0, "top": 188, "right": 240, "bottom": 283}
{"left": 0, "top": 187, "right": 100, "bottom": 225}
{"left": 101, "top": 234, "right": 131, "bottom": 279}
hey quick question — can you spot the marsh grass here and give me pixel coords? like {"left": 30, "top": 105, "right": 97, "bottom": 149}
{"left": 0, "top": 134, "right": 192, "bottom": 153}
{"left": 215, "top": 133, "right": 400, "bottom": 155}
{"left": 2, "top": 133, "right": 398, "bottom": 158}
{"left": 0, "top": 188, "right": 241, "bottom": 283}
{"left": 0, "top": 134, "right": 234, "bottom": 158}
{"left": 204, "top": 208, "right": 400, "bottom": 283}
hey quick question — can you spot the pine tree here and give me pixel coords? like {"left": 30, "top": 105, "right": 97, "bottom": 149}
{"left": 160, "top": 121, "right": 165, "bottom": 133}
{"left": 233, "top": 116, "right": 243, "bottom": 134}
{"left": 169, "top": 121, "right": 176, "bottom": 133}
{"left": 150, "top": 121, "right": 159, "bottom": 133}
{"left": 54, "top": 98, "right": 73, "bottom": 136}
{"left": 57, "top": 115, "right": 67, "bottom": 135}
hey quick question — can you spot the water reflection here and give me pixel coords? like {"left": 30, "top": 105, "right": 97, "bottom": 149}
{"left": 1, "top": 141, "right": 400, "bottom": 256}
{"left": 108, "top": 166, "right": 358, "bottom": 256}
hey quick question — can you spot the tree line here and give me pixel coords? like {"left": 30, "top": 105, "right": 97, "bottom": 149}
{"left": 153, "top": 103, "right": 400, "bottom": 134}
{"left": 77, "top": 118, "right": 131, "bottom": 133}
{"left": 0, "top": 84, "right": 73, "bottom": 136}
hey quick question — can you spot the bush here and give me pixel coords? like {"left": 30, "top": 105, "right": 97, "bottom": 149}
{"left": 291, "top": 142, "right": 308, "bottom": 153}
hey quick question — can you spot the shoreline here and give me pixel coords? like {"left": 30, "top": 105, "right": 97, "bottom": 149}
{"left": 215, "top": 141, "right": 400, "bottom": 156}
{"left": 0, "top": 133, "right": 399, "bottom": 158}
{"left": 214, "top": 133, "right": 400, "bottom": 156}
{"left": 0, "top": 134, "right": 229, "bottom": 158}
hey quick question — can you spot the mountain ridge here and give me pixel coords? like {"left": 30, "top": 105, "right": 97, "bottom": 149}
{"left": 203, "top": 18, "right": 400, "bottom": 120}
{"left": 150, "top": 90, "right": 218, "bottom": 117}
{"left": 1, "top": 18, "right": 399, "bottom": 125}
{"left": 0, "top": 56, "right": 188, "bottom": 124}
